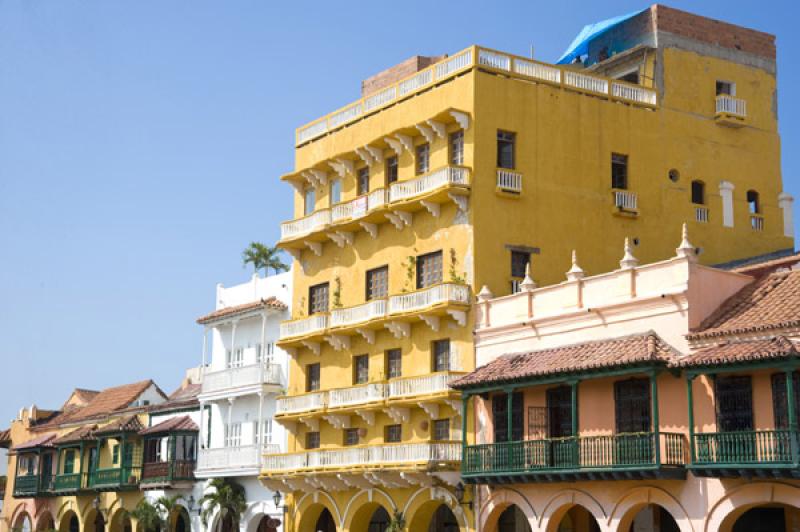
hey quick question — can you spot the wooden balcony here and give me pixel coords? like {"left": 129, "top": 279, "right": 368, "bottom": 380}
{"left": 52, "top": 473, "right": 83, "bottom": 494}
{"left": 715, "top": 95, "right": 747, "bottom": 127}
{"left": 12, "top": 474, "right": 40, "bottom": 498}
{"left": 87, "top": 466, "right": 141, "bottom": 491}
{"left": 140, "top": 460, "right": 196, "bottom": 487}
{"left": 200, "top": 362, "right": 282, "bottom": 398}
{"left": 690, "top": 430, "right": 800, "bottom": 478}
{"left": 462, "top": 432, "right": 686, "bottom": 483}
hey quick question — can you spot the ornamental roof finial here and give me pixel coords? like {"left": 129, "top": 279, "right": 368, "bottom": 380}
{"left": 566, "top": 250, "right": 585, "bottom": 281}
{"left": 520, "top": 262, "right": 537, "bottom": 291}
{"left": 675, "top": 223, "right": 697, "bottom": 262}
{"left": 620, "top": 238, "right": 639, "bottom": 269}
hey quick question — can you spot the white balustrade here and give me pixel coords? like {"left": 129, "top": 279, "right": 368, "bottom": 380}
{"left": 201, "top": 363, "right": 281, "bottom": 394}
{"left": 751, "top": 215, "right": 765, "bottom": 231}
{"left": 262, "top": 443, "right": 461, "bottom": 472}
{"left": 514, "top": 59, "right": 561, "bottom": 83}
{"left": 276, "top": 391, "right": 328, "bottom": 415}
{"left": 328, "top": 383, "right": 386, "bottom": 408}
{"left": 279, "top": 314, "right": 328, "bottom": 339}
{"left": 613, "top": 190, "right": 638, "bottom": 211}
{"left": 388, "top": 372, "right": 462, "bottom": 399}
{"left": 399, "top": 69, "right": 433, "bottom": 96}
{"left": 297, "top": 120, "right": 329, "bottom": 145}
{"left": 497, "top": 169, "right": 523, "bottom": 193}
{"left": 332, "top": 196, "right": 369, "bottom": 223}
{"left": 695, "top": 207, "right": 709, "bottom": 223}
{"left": 435, "top": 49, "right": 473, "bottom": 79}
{"left": 263, "top": 451, "right": 308, "bottom": 472}
{"left": 280, "top": 209, "right": 331, "bottom": 240}
{"left": 388, "top": 283, "right": 469, "bottom": 314}
{"left": 364, "top": 86, "right": 397, "bottom": 112}
{"left": 330, "top": 299, "right": 387, "bottom": 328}
{"left": 389, "top": 166, "right": 470, "bottom": 203}
{"left": 329, "top": 102, "right": 363, "bottom": 129}
{"left": 478, "top": 49, "right": 511, "bottom": 71}
{"left": 368, "top": 188, "right": 387, "bottom": 211}
{"left": 716, "top": 95, "right": 747, "bottom": 117}
{"left": 564, "top": 71, "right": 609, "bottom": 94}
{"left": 611, "top": 82, "right": 656, "bottom": 105}
{"left": 197, "top": 445, "right": 267, "bottom": 472}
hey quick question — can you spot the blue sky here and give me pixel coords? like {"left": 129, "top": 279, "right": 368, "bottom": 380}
{"left": 0, "top": 0, "right": 798, "bottom": 459}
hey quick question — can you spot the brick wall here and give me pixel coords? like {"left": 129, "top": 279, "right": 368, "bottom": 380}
{"left": 361, "top": 55, "right": 446, "bottom": 97}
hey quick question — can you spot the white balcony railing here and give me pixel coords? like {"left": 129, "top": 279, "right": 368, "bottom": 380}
{"left": 497, "top": 169, "right": 523, "bottom": 193}
{"left": 564, "top": 71, "right": 609, "bottom": 94}
{"left": 262, "top": 451, "right": 308, "bottom": 472}
{"left": 389, "top": 166, "right": 470, "bottom": 203}
{"left": 368, "top": 188, "right": 388, "bottom": 211}
{"left": 280, "top": 209, "right": 331, "bottom": 240}
{"left": 478, "top": 49, "right": 512, "bottom": 70}
{"left": 332, "top": 196, "right": 369, "bottom": 223}
{"left": 201, "top": 363, "right": 282, "bottom": 394}
{"left": 513, "top": 58, "right": 561, "bottom": 83}
{"left": 197, "top": 444, "right": 273, "bottom": 472}
{"left": 613, "top": 190, "right": 638, "bottom": 211}
{"left": 751, "top": 215, "right": 765, "bottom": 231}
{"left": 388, "top": 372, "right": 462, "bottom": 399}
{"left": 716, "top": 95, "right": 747, "bottom": 118}
{"left": 388, "top": 283, "right": 470, "bottom": 314}
{"left": 276, "top": 391, "right": 328, "bottom": 415}
{"left": 695, "top": 206, "right": 709, "bottom": 223}
{"left": 330, "top": 299, "right": 387, "bottom": 328}
{"left": 279, "top": 314, "right": 328, "bottom": 339}
{"left": 328, "top": 383, "right": 387, "bottom": 408}
{"left": 611, "top": 81, "right": 657, "bottom": 105}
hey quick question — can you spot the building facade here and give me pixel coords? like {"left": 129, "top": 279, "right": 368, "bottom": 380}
{"left": 196, "top": 271, "right": 293, "bottom": 532}
{"left": 453, "top": 229, "right": 800, "bottom": 532}
{"left": 264, "top": 4, "right": 792, "bottom": 532}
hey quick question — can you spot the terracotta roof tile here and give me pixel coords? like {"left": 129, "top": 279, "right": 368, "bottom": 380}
{"left": 94, "top": 415, "right": 144, "bottom": 435}
{"left": 51, "top": 425, "right": 97, "bottom": 445}
{"left": 196, "top": 297, "right": 287, "bottom": 325}
{"left": 689, "top": 270, "right": 800, "bottom": 340}
{"left": 451, "top": 332, "right": 677, "bottom": 390}
{"left": 12, "top": 434, "right": 57, "bottom": 451}
{"left": 0, "top": 429, "right": 10, "bottom": 445}
{"left": 673, "top": 337, "right": 800, "bottom": 368}
{"left": 140, "top": 416, "right": 198, "bottom": 435}
{"left": 728, "top": 251, "right": 800, "bottom": 276}
{"left": 41, "top": 380, "right": 165, "bottom": 427}
{"left": 148, "top": 383, "right": 200, "bottom": 413}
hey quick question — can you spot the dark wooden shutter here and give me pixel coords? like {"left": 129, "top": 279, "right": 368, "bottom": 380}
{"left": 547, "top": 386, "right": 573, "bottom": 437}
{"left": 493, "top": 393, "right": 508, "bottom": 443}
{"left": 715, "top": 376, "right": 753, "bottom": 432}
{"left": 771, "top": 372, "right": 800, "bottom": 429}
{"left": 614, "top": 378, "right": 651, "bottom": 433}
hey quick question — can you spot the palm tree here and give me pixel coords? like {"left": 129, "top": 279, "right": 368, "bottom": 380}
{"left": 241, "top": 242, "right": 289, "bottom": 277}
{"left": 199, "top": 478, "right": 248, "bottom": 532}
{"left": 129, "top": 499, "right": 163, "bottom": 532}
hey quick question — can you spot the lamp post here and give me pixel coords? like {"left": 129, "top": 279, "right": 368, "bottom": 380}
{"left": 454, "top": 482, "right": 473, "bottom": 511}
{"left": 272, "top": 491, "right": 288, "bottom": 530}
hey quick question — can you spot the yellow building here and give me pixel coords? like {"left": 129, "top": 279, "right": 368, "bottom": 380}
{"left": 263, "top": 5, "right": 793, "bottom": 532}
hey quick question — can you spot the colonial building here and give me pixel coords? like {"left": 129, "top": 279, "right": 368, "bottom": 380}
{"left": 264, "top": 4, "right": 792, "bottom": 532}
{"left": 196, "top": 271, "right": 292, "bottom": 532}
{"left": 452, "top": 228, "right": 800, "bottom": 532}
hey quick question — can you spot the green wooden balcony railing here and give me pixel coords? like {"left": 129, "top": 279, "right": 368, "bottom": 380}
{"left": 462, "top": 432, "right": 685, "bottom": 479}
{"left": 692, "top": 430, "right": 800, "bottom": 467}
{"left": 12, "top": 474, "right": 39, "bottom": 497}
{"left": 88, "top": 466, "right": 141, "bottom": 490}
{"left": 140, "top": 460, "right": 196, "bottom": 485}
{"left": 54, "top": 473, "right": 83, "bottom": 492}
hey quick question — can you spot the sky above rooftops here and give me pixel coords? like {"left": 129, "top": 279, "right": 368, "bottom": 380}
{"left": 0, "top": 0, "right": 798, "bottom": 473}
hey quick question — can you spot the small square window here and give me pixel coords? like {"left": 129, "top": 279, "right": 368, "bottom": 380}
{"left": 306, "top": 431, "right": 320, "bottom": 449}
{"left": 343, "top": 428, "right": 360, "bottom": 446}
{"left": 416, "top": 144, "right": 430, "bottom": 175}
{"left": 416, "top": 251, "right": 443, "bottom": 289}
{"left": 366, "top": 266, "right": 389, "bottom": 300}
{"left": 309, "top": 283, "right": 329, "bottom": 314}
{"left": 716, "top": 81, "right": 735, "bottom": 96}
{"left": 385, "top": 425, "right": 402, "bottom": 443}
{"left": 510, "top": 250, "right": 530, "bottom": 279}
{"left": 432, "top": 419, "right": 451, "bottom": 441}
{"left": 386, "top": 349, "right": 402, "bottom": 379}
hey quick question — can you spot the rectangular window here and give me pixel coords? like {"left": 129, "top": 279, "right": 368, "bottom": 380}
{"left": 112, "top": 444, "right": 119, "bottom": 465}
{"left": 492, "top": 392, "right": 524, "bottom": 442}
{"left": 353, "top": 354, "right": 369, "bottom": 385}
{"left": 416, "top": 251, "right": 443, "bottom": 289}
{"left": 716, "top": 80, "right": 735, "bottom": 96}
{"left": 385, "top": 424, "right": 402, "bottom": 443}
{"left": 304, "top": 187, "right": 316, "bottom": 216}
{"left": 386, "top": 156, "right": 399, "bottom": 184}
{"left": 306, "top": 431, "right": 320, "bottom": 449}
{"left": 330, "top": 178, "right": 342, "bottom": 205}
{"left": 771, "top": 372, "right": 800, "bottom": 429}
{"left": 224, "top": 423, "right": 242, "bottom": 448}
{"left": 450, "top": 131, "right": 464, "bottom": 165}
{"left": 432, "top": 419, "right": 451, "bottom": 441}
{"left": 306, "top": 363, "right": 321, "bottom": 392}
{"left": 255, "top": 419, "right": 273, "bottom": 445}
{"left": 343, "top": 428, "right": 360, "bottom": 446}
{"left": 511, "top": 250, "right": 530, "bottom": 279}
{"left": 432, "top": 339, "right": 451, "bottom": 373}
{"left": 386, "top": 349, "right": 402, "bottom": 379}
{"left": 619, "top": 71, "right": 639, "bottom": 84}
{"left": 357, "top": 167, "right": 370, "bottom": 196}
{"left": 614, "top": 378, "right": 651, "bottom": 433}
{"left": 691, "top": 181, "right": 705, "bottom": 205}
{"left": 63, "top": 450, "right": 75, "bottom": 474}
{"left": 366, "top": 266, "right": 389, "bottom": 300}
{"left": 497, "top": 130, "right": 515, "bottom": 169}
{"left": 611, "top": 153, "right": 628, "bottom": 190}
{"left": 416, "top": 144, "right": 430, "bottom": 175}
{"left": 309, "top": 283, "right": 329, "bottom": 314}
{"left": 547, "top": 386, "right": 573, "bottom": 438}
{"left": 144, "top": 439, "right": 161, "bottom": 463}
{"left": 715, "top": 376, "right": 753, "bottom": 432}
{"left": 226, "top": 347, "right": 243, "bottom": 369}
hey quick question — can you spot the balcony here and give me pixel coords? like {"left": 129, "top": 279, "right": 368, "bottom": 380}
{"left": 690, "top": 430, "right": 799, "bottom": 477}
{"left": 328, "top": 383, "right": 387, "bottom": 409}
{"left": 53, "top": 473, "right": 82, "bottom": 494}
{"left": 12, "top": 474, "right": 39, "bottom": 498}
{"left": 87, "top": 466, "right": 141, "bottom": 491}
{"left": 197, "top": 444, "right": 278, "bottom": 476}
{"left": 140, "top": 460, "right": 196, "bottom": 487}
{"left": 388, "top": 166, "right": 470, "bottom": 205}
{"left": 612, "top": 189, "right": 638, "bottom": 215}
{"left": 200, "top": 363, "right": 282, "bottom": 398}
{"left": 462, "top": 432, "right": 686, "bottom": 483}
{"left": 695, "top": 206, "right": 709, "bottom": 223}
{"left": 278, "top": 314, "right": 328, "bottom": 345}
{"left": 330, "top": 299, "right": 387, "bottom": 329}
{"left": 280, "top": 209, "right": 331, "bottom": 242}
{"left": 388, "top": 283, "right": 470, "bottom": 316}
{"left": 751, "top": 215, "right": 765, "bottom": 231}
{"left": 715, "top": 95, "right": 747, "bottom": 127}
{"left": 496, "top": 169, "right": 522, "bottom": 194}
{"left": 388, "top": 372, "right": 464, "bottom": 401}
{"left": 276, "top": 391, "right": 328, "bottom": 416}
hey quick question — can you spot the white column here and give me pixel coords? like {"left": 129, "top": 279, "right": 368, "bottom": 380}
{"left": 719, "top": 181, "right": 735, "bottom": 228}
{"left": 199, "top": 401, "right": 206, "bottom": 449}
{"left": 257, "top": 391, "right": 265, "bottom": 465}
{"left": 230, "top": 321, "right": 238, "bottom": 362}
{"left": 260, "top": 312, "right": 267, "bottom": 367}
{"left": 779, "top": 192, "right": 795, "bottom": 238}
{"left": 201, "top": 328, "right": 208, "bottom": 375}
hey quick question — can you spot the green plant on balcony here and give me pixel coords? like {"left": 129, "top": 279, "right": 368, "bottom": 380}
{"left": 449, "top": 248, "right": 466, "bottom": 284}
{"left": 200, "top": 478, "right": 247, "bottom": 532}
{"left": 386, "top": 511, "right": 406, "bottom": 532}
{"left": 402, "top": 256, "right": 415, "bottom": 293}
{"left": 297, "top": 297, "right": 306, "bottom": 318}
{"left": 332, "top": 277, "right": 342, "bottom": 308}
{"left": 241, "top": 242, "right": 289, "bottom": 277}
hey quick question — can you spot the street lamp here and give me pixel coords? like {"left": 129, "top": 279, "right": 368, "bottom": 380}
{"left": 454, "top": 482, "right": 473, "bottom": 510}
{"left": 272, "top": 491, "right": 282, "bottom": 508}
{"left": 272, "top": 491, "right": 288, "bottom": 529}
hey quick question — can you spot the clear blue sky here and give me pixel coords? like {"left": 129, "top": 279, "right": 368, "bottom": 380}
{"left": 0, "top": 0, "right": 798, "bottom": 447}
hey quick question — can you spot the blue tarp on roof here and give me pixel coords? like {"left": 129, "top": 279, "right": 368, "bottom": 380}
{"left": 556, "top": 9, "right": 646, "bottom": 65}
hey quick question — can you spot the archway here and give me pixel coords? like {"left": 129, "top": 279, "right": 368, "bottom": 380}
{"left": 553, "top": 506, "right": 600, "bottom": 532}
{"left": 174, "top": 508, "right": 190, "bottom": 532}
{"left": 428, "top": 504, "right": 459, "bottom": 532}
{"left": 314, "top": 508, "right": 336, "bottom": 532}
{"left": 367, "top": 507, "right": 389, "bottom": 532}
{"left": 108, "top": 510, "right": 132, "bottom": 532}
{"left": 626, "top": 504, "right": 679, "bottom": 532}
{"left": 254, "top": 515, "right": 278, "bottom": 532}
{"left": 58, "top": 511, "right": 80, "bottom": 532}
{"left": 498, "top": 505, "right": 532, "bottom": 532}
{"left": 35, "top": 512, "right": 55, "bottom": 532}
{"left": 13, "top": 512, "right": 33, "bottom": 532}
{"left": 84, "top": 510, "right": 106, "bottom": 532}
{"left": 345, "top": 503, "right": 391, "bottom": 532}
{"left": 728, "top": 505, "right": 799, "bottom": 532}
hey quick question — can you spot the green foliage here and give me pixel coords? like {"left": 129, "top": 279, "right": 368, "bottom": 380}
{"left": 241, "top": 242, "right": 289, "bottom": 276}
{"left": 449, "top": 248, "right": 466, "bottom": 284}
{"left": 332, "top": 276, "right": 342, "bottom": 308}
{"left": 129, "top": 495, "right": 181, "bottom": 532}
{"left": 386, "top": 510, "right": 406, "bottom": 532}
{"left": 403, "top": 255, "right": 415, "bottom": 292}
{"left": 199, "top": 478, "right": 248, "bottom": 532}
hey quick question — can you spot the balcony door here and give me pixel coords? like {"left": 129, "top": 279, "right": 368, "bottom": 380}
{"left": 492, "top": 392, "right": 523, "bottom": 443}
{"left": 416, "top": 251, "right": 443, "bottom": 289}
{"left": 546, "top": 386, "right": 574, "bottom": 467}
{"left": 614, "top": 378, "right": 652, "bottom": 465}
{"left": 712, "top": 375, "right": 754, "bottom": 462}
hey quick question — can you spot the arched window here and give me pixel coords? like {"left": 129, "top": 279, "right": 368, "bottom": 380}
{"left": 691, "top": 180, "right": 705, "bottom": 205}
{"left": 747, "top": 190, "right": 760, "bottom": 214}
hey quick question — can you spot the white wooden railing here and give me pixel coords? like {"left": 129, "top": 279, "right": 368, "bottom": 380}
{"left": 330, "top": 299, "right": 387, "bottom": 328}
{"left": 612, "top": 81, "right": 657, "bottom": 105}
{"left": 564, "top": 71, "right": 609, "bottom": 94}
{"left": 695, "top": 207, "right": 709, "bottom": 223}
{"left": 328, "top": 383, "right": 387, "bottom": 408}
{"left": 368, "top": 188, "right": 388, "bottom": 211}
{"left": 276, "top": 391, "right": 328, "bottom": 415}
{"left": 513, "top": 58, "right": 561, "bottom": 83}
{"left": 388, "top": 166, "right": 470, "bottom": 203}
{"left": 262, "top": 451, "right": 308, "bottom": 472}
{"left": 388, "top": 372, "right": 463, "bottom": 398}
{"left": 262, "top": 443, "right": 461, "bottom": 471}
{"left": 388, "top": 283, "right": 470, "bottom": 314}
{"left": 497, "top": 169, "right": 523, "bottom": 193}
{"left": 716, "top": 95, "right": 747, "bottom": 117}
{"left": 280, "top": 209, "right": 331, "bottom": 240}
{"left": 751, "top": 215, "right": 765, "bottom": 231}
{"left": 478, "top": 49, "right": 511, "bottom": 70}
{"left": 197, "top": 444, "right": 272, "bottom": 472}
{"left": 332, "top": 196, "right": 369, "bottom": 223}
{"left": 201, "top": 363, "right": 282, "bottom": 394}
{"left": 613, "top": 190, "right": 638, "bottom": 211}
{"left": 279, "top": 314, "right": 328, "bottom": 339}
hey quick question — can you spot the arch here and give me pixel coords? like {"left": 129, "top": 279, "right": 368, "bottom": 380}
{"left": 608, "top": 486, "right": 693, "bottom": 532}
{"left": 705, "top": 482, "right": 800, "bottom": 532}
{"left": 172, "top": 507, "right": 190, "bottom": 532}
{"left": 295, "top": 491, "right": 342, "bottom": 531}
{"left": 35, "top": 511, "right": 55, "bottom": 532}
{"left": 403, "top": 487, "right": 468, "bottom": 532}
{"left": 243, "top": 501, "right": 275, "bottom": 532}
{"left": 13, "top": 510, "right": 33, "bottom": 532}
{"left": 539, "top": 490, "right": 606, "bottom": 532}
{"left": 82, "top": 509, "right": 106, "bottom": 532}
{"left": 108, "top": 508, "right": 132, "bottom": 532}
{"left": 57, "top": 509, "right": 80, "bottom": 532}
{"left": 479, "top": 487, "right": 537, "bottom": 532}
{"left": 341, "top": 489, "right": 396, "bottom": 532}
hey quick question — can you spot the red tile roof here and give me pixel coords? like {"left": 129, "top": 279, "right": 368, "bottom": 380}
{"left": 673, "top": 337, "right": 800, "bottom": 368}
{"left": 0, "top": 429, "right": 11, "bottom": 446}
{"left": 12, "top": 433, "right": 57, "bottom": 451}
{"left": 731, "top": 252, "right": 800, "bottom": 277}
{"left": 140, "top": 416, "right": 198, "bottom": 435}
{"left": 51, "top": 425, "right": 97, "bottom": 445}
{"left": 688, "top": 270, "right": 800, "bottom": 340}
{"left": 196, "top": 297, "right": 287, "bottom": 325}
{"left": 148, "top": 384, "right": 200, "bottom": 413}
{"left": 94, "top": 415, "right": 144, "bottom": 435}
{"left": 451, "top": 332, "right": 677, "bottom": 389}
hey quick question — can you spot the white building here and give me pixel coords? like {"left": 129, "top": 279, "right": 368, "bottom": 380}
{"left": 195, "top": 271, "right": 292, "bottom": 532}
